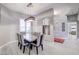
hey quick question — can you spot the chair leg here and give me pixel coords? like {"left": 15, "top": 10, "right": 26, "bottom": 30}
{"left": 18, "top": 42, "right": 20, "bottom": 46}
{"left": 41, "top": 44, "right": 43, "bottom": 51}
{"left": 36, "top": 47, "right": 38, "bottom": 55}
{"left": 20, "top": 44, "right": 22, "bottom": 50}
{"left": 29, "top": 44, "right": 31, "bottom": 55}
{"left": 23, "top": 46, "right": 25, "bottom": 53}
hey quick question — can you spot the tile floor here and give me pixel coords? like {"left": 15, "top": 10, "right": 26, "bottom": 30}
{"left": 0, "top": 40, "right": 79, "bottom": 55}
{"left": 0, "top": 35, "right": 79, "bottom": 55}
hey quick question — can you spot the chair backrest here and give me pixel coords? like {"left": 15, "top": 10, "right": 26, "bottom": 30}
{"left": 17, "top": 33, "right": 22, "bottom": 43}
{"left": 39, "top": 34, "right": 43, "bottom": 45}
{"left": 17, "top": 33, "right": 20, "bottom": 42}
{"left": 37, "top": 34, "right": 43, "bottom": 46}
{"left": 20, "top": 34, "right": 28, "bottom": 45}
{"left": 20, "top": 34, "right": 25, "bottom": 44}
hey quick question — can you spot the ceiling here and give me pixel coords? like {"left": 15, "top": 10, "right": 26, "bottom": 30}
{"left": 2, "top": 3, "right": 79, "bottom": 16}
{"left": 2, "top": 3, "right": 52, "bottom": 16}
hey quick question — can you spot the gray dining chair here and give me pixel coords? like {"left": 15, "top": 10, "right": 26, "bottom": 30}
{"left": 17, "top": 33, "right": 22, "bottom": 47}
{"left": 20, "top": 34, "right": 29, "bottom": 53}
{"left": 31, "top": 34, "right": 44, "bottom": 54}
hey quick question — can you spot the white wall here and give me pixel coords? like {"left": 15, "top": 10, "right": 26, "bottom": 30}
{"left": 53, "top": 8, "right": 79, "bottom": 40}
{"left": 0, "top": 4, "right": 25, "bottom": 47}
{"left": 0, "top": 25, "right": 18, "bottom": 46}
{"left": 32, "top": 8, "right": 54, "bottom": 42}
{"left": 53, "top": 7, "right": 76, "bottom": 39}
{"left": 54, "top": 15, "right": 68, "bottom": 39}
{"left": 32, "top": 8, "right": 54, "bottom": 34}
{"left": 32, "top": 20, "right": 42, "bottom": 34}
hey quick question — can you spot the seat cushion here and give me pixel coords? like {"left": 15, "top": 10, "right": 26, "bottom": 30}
{"left": 54, "top": 38, "right": 64, "bottom": 43}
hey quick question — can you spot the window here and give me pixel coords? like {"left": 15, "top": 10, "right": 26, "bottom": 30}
{"left": 25, "top": 21, "right": 32, "bottom": 41}
{"left": 19, "top": 19, "right": 32, "bottom": 41}
{"left": 19, "top": 19, "right": 25, "bottom": 32}
{"left": 26, "top": 21, "right": 32, "bottom": 33}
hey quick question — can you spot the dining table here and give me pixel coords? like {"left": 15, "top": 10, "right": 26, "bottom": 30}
{"left": 24, "top": 34, "right": 37, "bottom": 41}
{"left": 22, "top": 33, "right": 40, "bottom": 54}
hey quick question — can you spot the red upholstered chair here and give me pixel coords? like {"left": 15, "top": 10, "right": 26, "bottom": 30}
{"left": 54, "top": 38, "right": 64, "bottom": 43}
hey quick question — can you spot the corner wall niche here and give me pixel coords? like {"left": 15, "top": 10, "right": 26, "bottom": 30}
{"left": 35, "top": 8, "right": 54, "bottom": 35}
{"left": 43, "top": 25, "right": 50, "bottom": 35}
{"left": 42, "top": 18, "right": 50, "bottom": 35}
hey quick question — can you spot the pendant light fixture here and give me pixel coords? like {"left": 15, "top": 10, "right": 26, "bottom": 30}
{"left": 25, "top": 3, "right": 35, "bottom": 21}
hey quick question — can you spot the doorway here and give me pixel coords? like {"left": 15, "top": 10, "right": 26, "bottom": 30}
{"left": 43, "top": 25, "right": 50, "bottom": 35}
